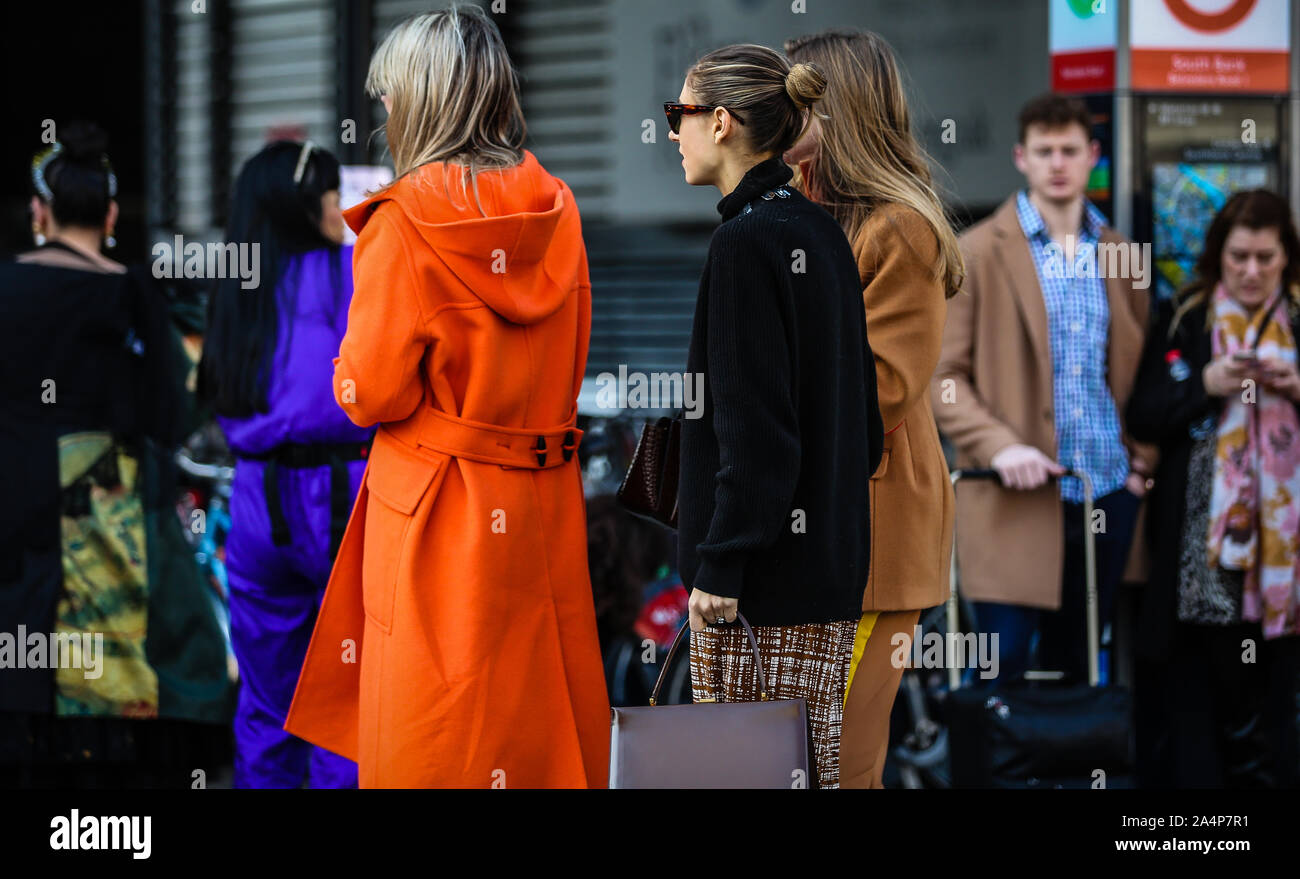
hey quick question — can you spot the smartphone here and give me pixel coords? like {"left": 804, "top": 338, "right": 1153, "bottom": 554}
{"left": 1232, "top": 350, "right": 1259, "bottom": 364}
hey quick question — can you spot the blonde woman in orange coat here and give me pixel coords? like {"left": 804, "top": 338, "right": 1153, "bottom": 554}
{"left": 784, "top": 29, "right": 963, "bottom": 788}
{"left": 284, "top": 6, "right": 609, "bottom": 788}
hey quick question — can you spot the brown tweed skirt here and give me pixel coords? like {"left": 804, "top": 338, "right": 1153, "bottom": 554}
{"left": 689, "top": 618, "right": 859, "bottom": 789}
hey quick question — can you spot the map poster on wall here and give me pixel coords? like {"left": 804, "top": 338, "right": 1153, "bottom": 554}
{"left": 1152, "top": 163, "right": 1273, "bottom": 298}
{"left": 1140, "top": 96, "right": 1282, "bottom": 300}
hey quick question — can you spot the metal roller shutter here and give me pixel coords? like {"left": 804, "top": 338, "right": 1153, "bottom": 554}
{"left": 169, "top": 0, "right": 338, "bottom": 238}
{"left": 512, "top": 0, "right": 614, "bottom": 220}
{"left": 228, "top": 0, "right": 337, "bottom": 173}
{"left": 173, "top": 0, "right": 215, "bottom": 236}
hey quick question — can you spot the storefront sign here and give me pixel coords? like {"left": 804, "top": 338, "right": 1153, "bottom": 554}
{"left": 1131, "top": 0, "right": 1289, "bottom": 93}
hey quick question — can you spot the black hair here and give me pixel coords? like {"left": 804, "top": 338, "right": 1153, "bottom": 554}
{"left": 198, "top": 141, "right": 343, "bottom": 417}
{"left": 34, "top": 121, "right": 115, "bottom": 227}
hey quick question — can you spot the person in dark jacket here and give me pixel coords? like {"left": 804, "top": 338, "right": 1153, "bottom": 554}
{"left": 1128, "top": 189, "right": 1300, "bottom": 787}
{"left": 666, "top": 43, "right": 883, "bottom": 789}
{"left": 0, "top": 122, "right": 232, "bottom": 787}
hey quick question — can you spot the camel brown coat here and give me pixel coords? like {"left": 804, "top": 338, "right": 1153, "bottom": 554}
{"left": 930, "top": 195, "right": 1155, "bottom": 609}
{"left": 852, "top": 204, "right": 955, "bottom": 612}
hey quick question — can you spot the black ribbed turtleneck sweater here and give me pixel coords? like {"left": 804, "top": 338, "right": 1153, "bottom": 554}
{"left": 677, "top": 155, "right": 884, "bottom": 626}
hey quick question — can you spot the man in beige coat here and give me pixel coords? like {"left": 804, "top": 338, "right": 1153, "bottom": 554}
{"left": 932, "top": 93, "right": 1156, "bottom": 687}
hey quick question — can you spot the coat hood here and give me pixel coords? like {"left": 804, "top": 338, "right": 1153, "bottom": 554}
{"left": 343, "top": 150, "right": 583, "bottom": 325}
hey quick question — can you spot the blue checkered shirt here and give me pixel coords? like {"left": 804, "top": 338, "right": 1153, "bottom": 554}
{"left": 1015, "top": 190, "right": 1129, "bottom": 503}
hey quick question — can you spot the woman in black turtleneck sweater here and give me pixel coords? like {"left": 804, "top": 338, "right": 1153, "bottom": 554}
{"left": 666, "top": 44, "right": 883, "bottom": 789}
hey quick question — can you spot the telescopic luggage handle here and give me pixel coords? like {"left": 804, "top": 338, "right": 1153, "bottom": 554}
{"left": 945, "top": 468, "right": 1099, "bottom": 691}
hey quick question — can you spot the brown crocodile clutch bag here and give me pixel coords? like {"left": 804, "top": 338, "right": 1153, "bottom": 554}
{"left": 616, "top": 415, "right": 681, "bottom": 528}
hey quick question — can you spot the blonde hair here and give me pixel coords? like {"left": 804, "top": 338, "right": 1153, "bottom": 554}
{"left": 686, "top": 44, "right": 826, "bottom": 157}
{"left": 366, "top": 4, "right": 526, "bottom": 210}
{"left": 785, "top": 29, "right": 964, "bottom": 299}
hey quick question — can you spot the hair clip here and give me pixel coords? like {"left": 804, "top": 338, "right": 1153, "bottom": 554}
{"left": 293, "top": 140, "right": 317, "bottom": 186}
{"left": 31, "top": 142, "right": 117, "bottom": 201}
{"left": 31, "top": 143, "right": 63, "bottom": 202}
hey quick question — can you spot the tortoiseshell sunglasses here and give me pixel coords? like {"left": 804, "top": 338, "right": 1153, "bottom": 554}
{"left": 663, "top": 102, "right": 746, "bottom": 135}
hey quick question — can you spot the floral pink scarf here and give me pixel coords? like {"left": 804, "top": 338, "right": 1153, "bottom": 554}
{"left": 1206, "top": 283, "right": 1300, "bottom": 639}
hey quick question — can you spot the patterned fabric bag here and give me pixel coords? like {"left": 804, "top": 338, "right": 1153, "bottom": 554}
{"left": 56, "top": 432, "right": 157, "bottom": 717}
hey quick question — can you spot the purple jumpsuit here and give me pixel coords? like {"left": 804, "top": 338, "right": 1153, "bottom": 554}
{"left": 218, "top": 246, "right": 372, "bottom": 788}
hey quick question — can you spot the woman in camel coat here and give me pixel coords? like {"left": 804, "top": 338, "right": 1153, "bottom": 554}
{"left": 284, "top": 7, "right": 608, "bottom": 788}
{"left": 786, "top": 29, "right": 961, "bottom": 787}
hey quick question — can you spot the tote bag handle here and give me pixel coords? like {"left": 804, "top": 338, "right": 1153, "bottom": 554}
{"left": 648, "top": 612, "right": 769, "bottom": 705}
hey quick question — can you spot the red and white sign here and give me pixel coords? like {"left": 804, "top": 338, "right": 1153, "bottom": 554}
{"left": 1053, "top": 47, "right": 1117, "bottom": 92}
{"left": 1131, "top": 0, "right": 1290, "bottom": 93}
{"left": 1050, "top": 0, "right": 1118, "bottom": 92}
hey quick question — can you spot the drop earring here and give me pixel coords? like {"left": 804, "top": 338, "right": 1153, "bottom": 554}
{"left": 105, "top": 230, "right": 116, "bottom": 249}
{"left": 32, "top": 226, "right": 46, "bottom": 247}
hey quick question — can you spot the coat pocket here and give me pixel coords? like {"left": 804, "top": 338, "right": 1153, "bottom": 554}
{"left": 871, "top": 447, "right": 891, "bottom": 481}
{"left": 361, "top": 435, "right": 443, "bottom": 633}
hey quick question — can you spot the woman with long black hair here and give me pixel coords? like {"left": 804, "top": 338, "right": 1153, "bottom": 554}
{"left": 199, "top": 140, "right": 370, "bottom": 788}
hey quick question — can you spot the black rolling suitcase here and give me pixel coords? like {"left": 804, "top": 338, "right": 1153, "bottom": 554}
{"left": 945, "top": 468, "right": 1135, "bottom": 789}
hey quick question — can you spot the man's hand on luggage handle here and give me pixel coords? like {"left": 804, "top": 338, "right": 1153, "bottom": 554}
{"left": 989, "top": 443, "right": 1066, "bottom": 491}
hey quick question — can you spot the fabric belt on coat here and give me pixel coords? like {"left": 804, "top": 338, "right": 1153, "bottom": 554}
{"left": 392, "top": 405, "right": 583, "bottom": 470}
{"left": 238, "top": 440, "right": 372, "bottom": 558}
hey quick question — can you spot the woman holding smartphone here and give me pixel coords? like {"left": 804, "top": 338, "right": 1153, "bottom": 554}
{"left": 668, "top": 43, "right": 884, "bottom": 789}
{"left": 1127, "top": 189, "right": 1300, "bottom": 787}
{"left": 782, "top": 28, "right": 963, "bottom": 788}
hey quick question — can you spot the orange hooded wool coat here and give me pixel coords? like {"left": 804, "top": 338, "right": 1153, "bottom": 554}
{"left": 283, "top": 151, "right": 610, "bottom": 788}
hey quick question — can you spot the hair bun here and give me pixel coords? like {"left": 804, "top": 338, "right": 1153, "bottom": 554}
{"left": 58, "top": 121, "right": 110, "bottom": 165}
{"left": 785, "top": 61, "right": 826, "bottom": 110}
